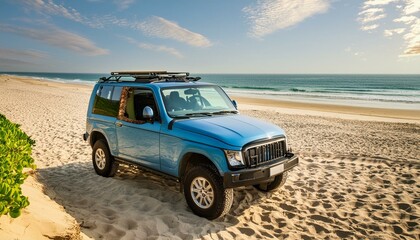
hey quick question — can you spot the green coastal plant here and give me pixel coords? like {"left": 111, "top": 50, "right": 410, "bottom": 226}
{"left": 0, "top": 114, "right": 36, "bottom": 218}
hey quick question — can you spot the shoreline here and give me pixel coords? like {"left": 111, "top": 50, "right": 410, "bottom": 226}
{"left": 2, "top": 74, "right": 419, "bottom": 123}
{"left": 232, "top": 95, "right": 420, "bottom": 123}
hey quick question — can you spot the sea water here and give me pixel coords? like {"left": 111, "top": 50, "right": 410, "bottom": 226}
{"left": 2, "top": 72, "right": 419, "bottom": 110}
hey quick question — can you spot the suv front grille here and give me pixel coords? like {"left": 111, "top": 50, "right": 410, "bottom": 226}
{"left": 242, "top": 138, "right": 286, "bottom": 167}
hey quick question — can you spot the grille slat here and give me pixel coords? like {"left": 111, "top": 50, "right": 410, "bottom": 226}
{"left": 243, "top": 139, "right": 286, "bottom": 167}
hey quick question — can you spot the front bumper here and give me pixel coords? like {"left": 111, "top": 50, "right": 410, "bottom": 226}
{"left": 223, "top": 154, "right": 298, "bottom": 188}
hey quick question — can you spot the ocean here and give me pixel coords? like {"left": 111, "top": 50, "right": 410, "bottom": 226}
{"left": 2, "top": 72, "right": 419, "bottom": 110}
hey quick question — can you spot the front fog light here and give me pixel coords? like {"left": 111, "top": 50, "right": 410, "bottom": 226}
{"left": 225, "top": 150, "right": 244, "bottom": 167}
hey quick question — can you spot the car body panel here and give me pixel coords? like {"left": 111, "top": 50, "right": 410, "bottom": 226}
{"left": 115, "top": 120, "right": 161, "bottom": 170}
{"left": 159, "top": 132, "right": 228, "bottom": 177}
{"left": 88, "top": 116, "right": 118, "bottom": 154}
{"left": 172, "top": 115, "right": 285, "bottom": 148}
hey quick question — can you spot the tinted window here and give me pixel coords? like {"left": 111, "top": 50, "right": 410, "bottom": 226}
{"left": 112, "top": 87, "right": 122, "bottom": 101}
{"left": 92, "top": 85, "right": 121, "bottom": 117}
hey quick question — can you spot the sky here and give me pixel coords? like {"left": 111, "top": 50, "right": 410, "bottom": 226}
{"left": 0, "top": 0, "right": 419, "bottom": 74}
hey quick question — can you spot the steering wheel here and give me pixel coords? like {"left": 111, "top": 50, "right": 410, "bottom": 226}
{"left": 190, "top": 95, "right": 210, "bottom": 108}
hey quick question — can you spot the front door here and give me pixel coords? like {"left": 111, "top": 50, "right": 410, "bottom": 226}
{"left": 115, "top": 87, "right": 161, "bottom": 170}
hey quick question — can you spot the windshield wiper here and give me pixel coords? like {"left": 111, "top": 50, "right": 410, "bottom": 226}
{"left": 170, "top": 115, "right": 190, "bottom": 119}
{"left": 185, "top": 112, "right": 213, "bottom": 117}
{"left": 212, "top": 110, "right": 238, "bottom": 115}
{"left": 182, "top": 110, "right": 237, "bottom": 118}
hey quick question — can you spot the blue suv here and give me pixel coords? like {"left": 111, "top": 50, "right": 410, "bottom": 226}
{"left": 83, "top": 71, "right": 298, "bottom": 219}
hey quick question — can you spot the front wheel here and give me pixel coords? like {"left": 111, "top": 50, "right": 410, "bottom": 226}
{"left": 92, "top": 140, "right": 118, "bottom": 177}
{"left": 254, "top": 171, "right": 288, "bottom": 192}
{"left": 183, "top": 165, "right": 233, "bottom": 220}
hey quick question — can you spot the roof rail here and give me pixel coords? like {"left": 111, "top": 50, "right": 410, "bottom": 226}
{"left": 99, "top": 71, "right": 200, "bottom": 83}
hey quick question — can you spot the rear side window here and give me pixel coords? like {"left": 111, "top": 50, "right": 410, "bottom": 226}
{"left": 92, "top": 85, "right": 122, "bottom": 117}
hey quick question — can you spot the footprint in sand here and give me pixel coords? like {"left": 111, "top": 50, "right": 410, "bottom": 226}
{"left": 122, "top": 219, "right": 138, "bottom": 230}
{"left": 161, "top": 215, "right": 180, "bottom": 229}
{"left": 101, "top": 208, "right": 117, "bottom": 220}
{"left": 99, "top": 224, "right": 126, "bottom": 238}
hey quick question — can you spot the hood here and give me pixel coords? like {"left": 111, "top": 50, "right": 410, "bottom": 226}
{"left": 173, "top": 114, "right": 285, "bottom": 147}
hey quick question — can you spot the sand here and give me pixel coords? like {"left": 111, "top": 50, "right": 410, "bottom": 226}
{"left": 0, "top": 75, "right": 418, "bottom": 239}
{"left": 0, "top": 174, "right": 82, "bottom": 239}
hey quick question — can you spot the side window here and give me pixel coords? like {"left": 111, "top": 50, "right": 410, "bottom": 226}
{"left": 118, "top": 87, "right": 159, "bottom": 123}
{"left": 112, "top": 87, "right": 122, "bottom": 101}
{"left": 92, "top": 85, "right": 121, "bottom": 117}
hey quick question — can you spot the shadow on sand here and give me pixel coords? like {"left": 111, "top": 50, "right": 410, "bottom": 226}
{"left": 35, "top": 161, "right": 268, "bottom": 239}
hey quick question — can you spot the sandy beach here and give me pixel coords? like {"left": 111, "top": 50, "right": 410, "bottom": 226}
{"left": 0, "top": 75, "right": 419, "bottom": 239}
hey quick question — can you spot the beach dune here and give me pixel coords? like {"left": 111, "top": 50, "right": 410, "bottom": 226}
{"left": 0, "top": 75, "right": 418, "bottom": 239}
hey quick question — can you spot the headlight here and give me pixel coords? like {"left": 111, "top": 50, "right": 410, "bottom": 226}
{"left": 224, "top": 150, "right": 244, "bottom": 167}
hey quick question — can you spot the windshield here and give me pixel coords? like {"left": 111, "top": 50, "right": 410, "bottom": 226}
{"left": 162, "top": 86, "right": 237, "bottom": 118}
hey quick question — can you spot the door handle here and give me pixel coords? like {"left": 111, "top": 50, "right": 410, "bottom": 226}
{"left": 116, "top": 122, "right": 123, "bottom": 127}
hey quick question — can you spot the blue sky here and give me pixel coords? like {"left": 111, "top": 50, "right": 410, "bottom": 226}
{"left": 0, "top": 0, "right": 419, "bottom": 74}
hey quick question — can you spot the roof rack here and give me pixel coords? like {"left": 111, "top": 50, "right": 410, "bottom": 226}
{"left": 99, "top": 71, "right": 201, "bottom": 83}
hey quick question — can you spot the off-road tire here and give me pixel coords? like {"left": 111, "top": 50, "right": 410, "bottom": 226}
{"left": 92, "top": 140, "right": 119, "bottom": 177}
{"left": 254, "top": 171, "right": 288, "bottom": 192}
{"left": 183, "top": 165, "right": 233, "bottom": 220}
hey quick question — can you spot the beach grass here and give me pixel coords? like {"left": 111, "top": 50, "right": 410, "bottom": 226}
{"left": 0, "top": 114, "right": 35, "bottom": 218}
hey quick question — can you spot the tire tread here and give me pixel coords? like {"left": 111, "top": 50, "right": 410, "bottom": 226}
{"left": 92, "top": 140, "right": 118, "bottom": 177}
{"left": 184, "top": 164, "right": 233, "bottom": 220}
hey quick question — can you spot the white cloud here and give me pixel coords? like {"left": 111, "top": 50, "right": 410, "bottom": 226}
{"left": 16, "top": 1, "right": 211, "bottom": 48}
{"left": 19, "top": 0, "right": 82, "bottom": 20}
{"left": 358, "top": 0, "right": 399, "bottom": 31}
{"left": 363, "top": 0, "right": 397, "bottom": 6}
{"left": 122, "top": 36, "right": 183, "bottom": 58}
{"left": 360, "top": 8, "right": 385, "bottom": 14}
{"left": 402, "top": 0, "right": 420, "bottom": 14}
{"left": 93, "top": 15, "right": 212, "bottom": 48}
{"left": 114, "top": 0, "right": 135, "bottom": 10}
{"left": 0, "top": 23, "right": 109, "bottom": 56}
{"left": 17, "top": 0, "right": 101, "bottom": 28}
{"left": 361, "top": 24, "right": 379, "bottom": 31}
{"left": 137, "top": 43, "right": 183, "bottom": 59}
{"left": 0, "top": 48, "right": 48, "bottom": 68}
{"left": 401, "top": 18, "right": 420, "bottom": 56}
{"left": 89, "top": 15, "right": 132, "bottom": 29}
{"left": 358, "top": 8, "right": 386, "bottom": 23}
{"left": 0, "top": 58, "right": 35, "bottom": 68}
{"left": 136, "top": 16, "right": 212, "bottom": 48}
{"left": 0, "top": 48, "right": 48, "bottom": 59}
{"left": 359, "top": 0, "right": 420, "bottom": 56}
{"left": 384, "top": 27, "right": 405, "bottom": 36}
{"left": 243, "top": 0, "right": 330, "bottom": 38}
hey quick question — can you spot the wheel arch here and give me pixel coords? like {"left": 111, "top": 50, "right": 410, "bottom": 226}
{"left": 89, "top": 131, "right": 108, "bottom": 147}
{"left": 178, "top": 152, "right": 222, "bottom": 182}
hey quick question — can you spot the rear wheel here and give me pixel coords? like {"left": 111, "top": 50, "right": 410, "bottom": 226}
{"left": 183, "top": 165, "right": 233, "bottom": 220}
{"left": 92, "top": 140, "right": 118, "bottom": 177}
{"left": 254, "top": 171, "right": 288, "bottom": 192}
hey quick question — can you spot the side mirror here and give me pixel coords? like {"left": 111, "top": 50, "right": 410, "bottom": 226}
{"left": 232, "top": 100, "right": 238, "bottom": 109}
{"left": 143, "top": 106, "right": 154, "bottom": 120}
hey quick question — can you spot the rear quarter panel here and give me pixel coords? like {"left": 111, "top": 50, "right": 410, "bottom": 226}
{"left": 89, "top": 116, "right": 118, "bottom": 154}
{"left": 86, "top": 84, "right": 118, "bottom": 154}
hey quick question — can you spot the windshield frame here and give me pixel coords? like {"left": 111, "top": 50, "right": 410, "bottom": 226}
{"left": 160, "top": 84, "right": 237, "bottom": 118}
